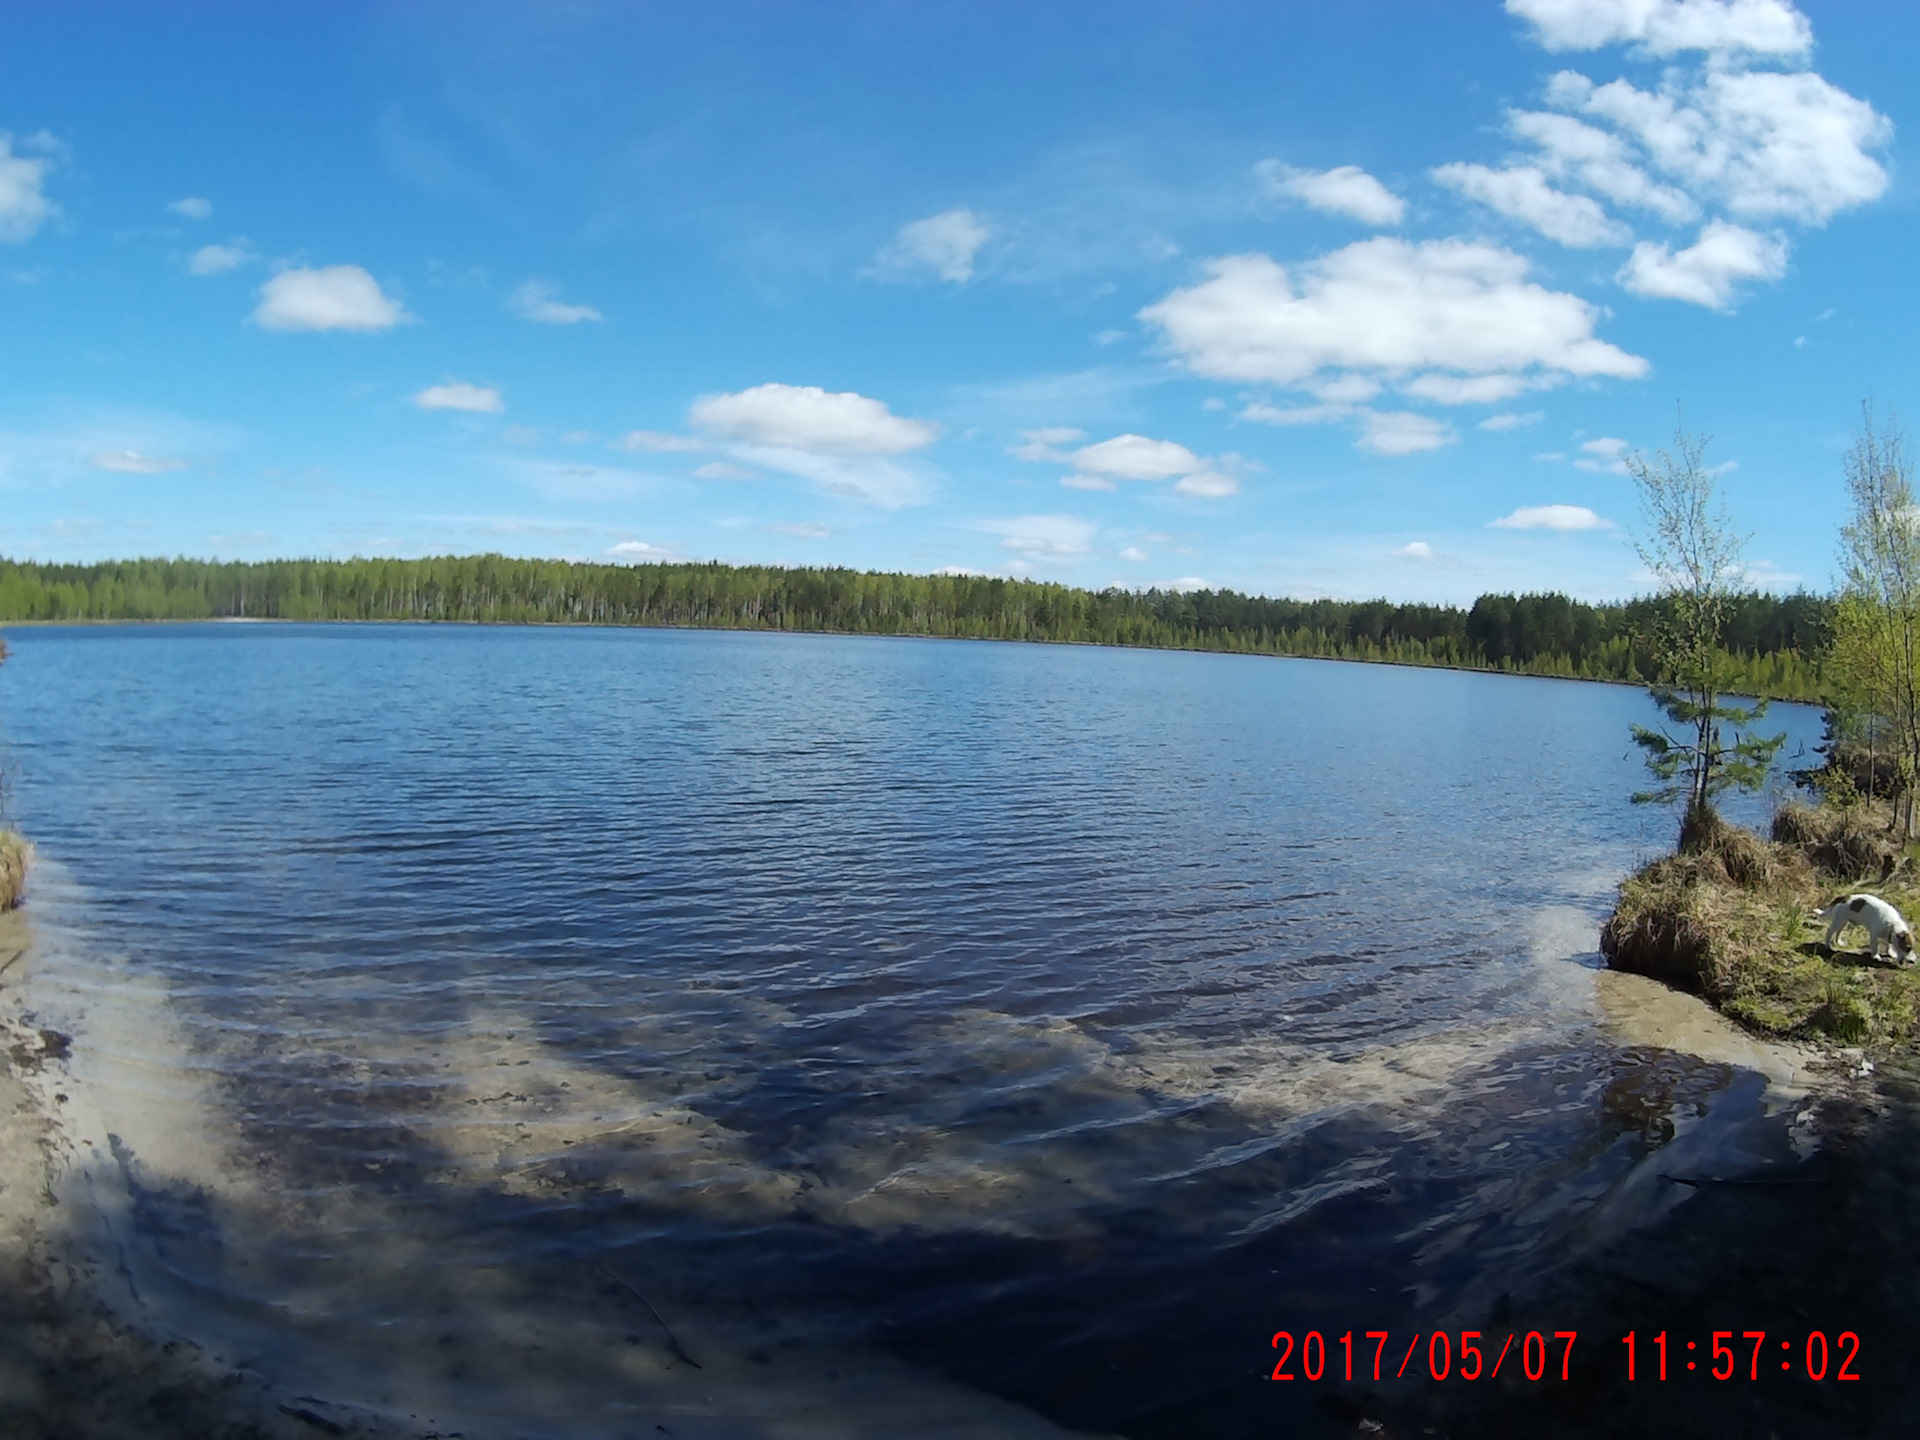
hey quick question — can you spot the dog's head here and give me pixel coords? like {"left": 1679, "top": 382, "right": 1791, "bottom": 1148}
{"left": 1897, "top": 928, "right": 1915, "bottom": 960}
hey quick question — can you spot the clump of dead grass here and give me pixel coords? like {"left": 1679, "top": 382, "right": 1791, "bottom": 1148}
{"left": 0, "top": 832, "right": 25, "bottom": 912}
{"left": 1602, "top": 800, "right": 1920, "bottom": 1049}
{"left": 1771, "top": 798, "right": 1899, "bottom": 880}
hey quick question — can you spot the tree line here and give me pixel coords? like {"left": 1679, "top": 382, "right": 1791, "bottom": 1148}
{"left": 0, "top": 553, "right": 1829, "bottom": 700}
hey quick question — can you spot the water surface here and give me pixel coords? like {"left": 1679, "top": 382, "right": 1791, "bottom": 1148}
{"left": 0, "top": 624, "right": 1827, "bottom": 1436}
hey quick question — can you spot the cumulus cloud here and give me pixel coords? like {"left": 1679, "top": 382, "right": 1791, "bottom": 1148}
{"left": 90, "top": 449, "right": 187, "bottom": 474}
{"left": 1507, "top": 110, "right": 1697, "bottom": 222}
{"left": 1492, "top": 503, "right": 1612, "bottom": 529}
{"left": 1173, "top": 470, "right": 1240, "bottom": 498}
{"left": 694, "top": 461, "right": 759, "bottom": 480}
{"left": 1574, "top": 436, "right": 1633, "bottom": 472}
{"left": 169, "top": 197, "right": 213, "bottom": 220}
{"left": 1256, "top": 162, "right": 1405, "bottom": 225}
{"left": 1359, "top": 411, "right": 1456, "bottom": 456}
{"left": 253, "top": 265, "right": 410, "bottom": 332}
{"left": 0, "top": 134, "right": 57, "bottom": 243}
{"left": 415, "top": 382, "right": 503, "bottom": 413}
{"left": 1119, "top": 545, "right": 1149, "bottom": 562}
{"left": 1140, "top": 240, "right": 1647, "bottom": 391}
{"left": 1617, "top": 219, "right": 1789, "bottom": 308}
{"left": 1071, "top": 434, "right": 1203, "bottom": 481}
{"left": 1506, "top": 0, "right": 1812, "bottom": 57}
{"left": 1433, "top": 163, "right": 1631, "bottom": 247}
{"left": 1395, "top": 541, "right": 1435, "bottom": 559}
{"left": 1008, "top": 426, "right": 1086, "bottom": 463}
{"left": 689, "top": 383, "right": 939, "bottom": 508}
{"left": 975, "top": 513, "right": 1099, "bottom": 562}
{"left": 876, "top": 208, "right": 991, "bottom": 282}
{"left": 607, "top": 540, "right": 682, "bottom": 562}
{"left": 613, "top": 430, "right": 704, "bottom": 453}
{"left": 187, "top": 243, "right": 252, "bottom": 275}
{"left": 511, "top": 280, "right": 603, "bottom": 324}
{"left": 1401, "top": 372, "right": 1557, "bottom": 405}
{"left": 691, "top": 383, "right": 937, "bottom": 455}
{"left": 1017, "top": 429, "right": 1240, "bottom": 495}
{"left": 1480, "top": 411, "right": 1545, "bottom": 431}
{"left": 1550, "top": 68, "right": 1890, "bottom": 227}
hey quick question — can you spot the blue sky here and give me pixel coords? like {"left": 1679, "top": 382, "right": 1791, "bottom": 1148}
{"left": 0, "top": 0, "right": 1915, "bottom": 604}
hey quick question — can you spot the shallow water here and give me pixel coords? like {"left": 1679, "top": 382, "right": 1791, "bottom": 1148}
{"left": 0, "top": 624, "right": 1829, "bottom": 1436}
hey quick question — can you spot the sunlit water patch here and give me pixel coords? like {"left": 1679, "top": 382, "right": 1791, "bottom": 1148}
{"left": 0, "top": 625, "right": 1828, "bottom": 1436}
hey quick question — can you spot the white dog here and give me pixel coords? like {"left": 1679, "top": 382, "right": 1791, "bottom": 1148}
{"left": 1817, "top": 893, "right": 1915, "bottom": 962}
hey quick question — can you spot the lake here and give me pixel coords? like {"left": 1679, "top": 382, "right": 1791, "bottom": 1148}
{"left": 0, "top": 623, "right": 1829, "bottom": 1437}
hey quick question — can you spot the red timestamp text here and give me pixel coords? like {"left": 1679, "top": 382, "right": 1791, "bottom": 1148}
{"left": 1620, "top": 1330, "right": 1861, "bottom": 1381}
{"left": 1269, "top": 1329, "right": 1576, "bottom": 1384}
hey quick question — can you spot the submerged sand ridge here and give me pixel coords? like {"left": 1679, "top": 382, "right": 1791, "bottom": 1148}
{"left": 1, "top": 869, "right": 1123, "bottom": 1439}
{"left": 0, "top": 871, "right": 1859, "bottom": 1438}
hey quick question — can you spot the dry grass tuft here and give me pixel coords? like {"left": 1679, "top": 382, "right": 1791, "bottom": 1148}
{"left": 0, "top": 833, "right": 25, "bottom": 913}
{"left": 1603, "top": 801, "right": 1920, "bottom": 1048}
{"left": 1771, "top": 799, "right": 1899, "bottom": 881}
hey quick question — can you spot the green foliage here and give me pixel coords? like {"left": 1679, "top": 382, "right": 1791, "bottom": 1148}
{"left": 1624, "top": 416, "right": 1784, "bottom": 828}
{"left": 1630, "top": 687, "right": 1787, "bottom": 809}
{"left": 0, "top": 554, "right": 1829, "bottom": 698}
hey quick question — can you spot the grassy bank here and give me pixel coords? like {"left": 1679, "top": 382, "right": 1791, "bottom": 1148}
{"left": 0, "top": 833, "right": 24, "bottom": 913}
{"left": 1602, "top": 800, "right": 1920, "bottom": 1045}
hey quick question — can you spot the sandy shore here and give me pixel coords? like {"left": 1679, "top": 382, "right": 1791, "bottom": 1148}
{"left": 2, "top": 885, "right": 1910, "bottom": 1439}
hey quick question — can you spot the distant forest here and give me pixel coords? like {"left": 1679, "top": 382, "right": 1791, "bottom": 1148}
{"left": 0, "top": 554, "right": 1831, "bottom": 700}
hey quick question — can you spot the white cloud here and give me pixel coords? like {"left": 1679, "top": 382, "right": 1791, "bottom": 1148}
{"left": 253, "top": 265, "right": 409, "bottom": 332}
{"left": 1241, "top": 401, "right": 1351, "bottom": 427}
{"left": 1071, "top": 433, "right": 1203, "bottom": 481}
{"left": 768, "top": 521, "right": 830, "bottom": 539}
{"left": 1304, "top": 373, "right": 1385, "bottom": 403}
{"left": 1119, "top": 545, "right": 1149, "bottom": 562}
{"left": 1507, "top": 110, "right": 1697, "bottom": 222}
{"left": 607, "top": 540, "right": 681, "bottom": 562}
{"left": 1060, "top": 473, "right": 1117, "bottom": 491}
{"left": 876, "top": 208, "right": 991, "bottom": 282}
{"left": 169, "top": 197, "right": 213, "bottom": 220}
{"left": 1008, "top": 426, "right": 1086, "bottom": 462}
{"left": 1617, "top": 219, "right": 1789, "bottom": 309}
{"left": 511, "top": 280, "right": 604, "bottom": 325}
{"left": 1402, "top": 372, "right": 1554, "bottom": 405}
{"left": 1173, "top": 470, "right": 1239, "bottom": 498}
{"left": 975, "top": 513, "right": 1099, "bottom": 562}
{"left": 1140, "top": 240, "right": 1647, "bottom": 390}
{"left": 1359, "top": 411, "right": 1456, "bottom": 456}
{"left": 1506, "top": 0, "right": 1812, "bottom": 57}
{"left": 187, "top": 243, "right": 252, "bottom": 276}
{"left": 1395, "top": 541, "right": 1435, "bottom": 559}
{"left": 0, "top": 134, "right": 56, "bottom": 243}
{"left": 1492, "top": 503, "right": 1612, "bottom": 529}
{"left": 690, "top": 383, "right": 937, "bottom": 455}
{"left": 613, "top": 429, "right": 704, "bottom": 453}
{"left": 1479, "top": 411, "right": 1545, "bottom": 431}
{"left": 90, "top": 450, "right": 187, "bottom": 474}
{"left": 1552, "top": 68, "right": 1890, "bottom": 226}
{"left": 415, "top": 382, "right": 503, "bottom": 414}
{"left": 1574, "top": 435, "right": 1633, "bottom": 472}
{"left": 694, "top": 461, "right": 759, "bottom": 480}
{"left": 1256, "top": 162, "right": 1406, "bottom": 225}
{"left": 1433, "top": 163, "right": 1631, "bottom": 247}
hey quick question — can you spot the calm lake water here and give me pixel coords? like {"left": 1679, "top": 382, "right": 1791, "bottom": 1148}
{"left": 0, "top": 624, "right": 1828, "bottom": 1437}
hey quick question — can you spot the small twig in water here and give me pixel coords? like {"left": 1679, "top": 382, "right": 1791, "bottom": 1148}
{"left": 603, "top": 1265, "right": 702, "bottom": 1369}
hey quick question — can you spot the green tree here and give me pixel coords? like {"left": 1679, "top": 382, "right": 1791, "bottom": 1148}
{"left": 1831, "top": 404, "right": 1920, "bottom": 834}
{"left": 1624, "top": 417, "right": 1784, "bottom": 845}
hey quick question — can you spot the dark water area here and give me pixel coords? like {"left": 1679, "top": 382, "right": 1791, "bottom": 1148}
{"left": 0, "top": 623, "right": 1831, "bottom": 1436}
